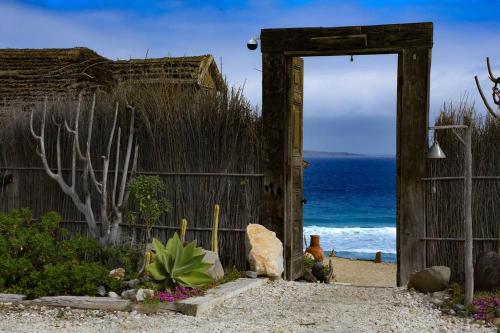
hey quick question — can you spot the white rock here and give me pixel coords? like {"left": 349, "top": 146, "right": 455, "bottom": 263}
{"left": 245, "top": 224, "right": 284, "bottom": 278}
{"left": 135, "top": 289, "right": 155, "bottom": 302}
{"left": 107, "top": 292, "right": 120, "bottom": 298}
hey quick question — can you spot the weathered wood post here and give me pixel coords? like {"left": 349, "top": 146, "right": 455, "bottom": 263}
{"left": 464, "top": 123, "right": 473, "bottom": 305}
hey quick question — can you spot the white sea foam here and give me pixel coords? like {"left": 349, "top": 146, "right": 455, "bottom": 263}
{"left": 304, "top": 226, "right": 396, "bottom": 254}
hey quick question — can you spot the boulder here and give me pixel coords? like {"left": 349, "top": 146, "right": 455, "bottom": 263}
{"left": 474, "top": 251, "right": 500, "bottom": 291}
{"left": 408, "top": 266, "right": 451, "bottom": 293}
{"left": 245, "top": 224, "right": 284, "bottom": 278}
{"left": 201, "top": 250, "right": 224, "bottom": 281}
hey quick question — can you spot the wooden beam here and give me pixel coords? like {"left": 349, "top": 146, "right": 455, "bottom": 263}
{"left": 261, "top": 22, "right": 433, "bottom": 54}
{"left": 397, "top": 47, "right": 431, "bottom": 286}
{"left": 261, "top": 52, "right": 288, "bottom": 243}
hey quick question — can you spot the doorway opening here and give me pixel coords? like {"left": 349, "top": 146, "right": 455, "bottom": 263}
{"left": 302, "top": 55, "right": 397, "bottom": 287}
{"left": 260, "top": 23, "right": 433, "bottom": 285}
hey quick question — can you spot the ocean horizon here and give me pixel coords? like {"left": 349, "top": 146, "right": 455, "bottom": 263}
{"left": 303, "top": 156, "right": 397, "bottom": 263}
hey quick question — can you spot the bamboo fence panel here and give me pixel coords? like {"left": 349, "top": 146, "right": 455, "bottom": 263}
{"left": 424, "top": 100, "right": 500, "bottom": 282}
{"left": 0, "top": 84, "right": 262, "bottom": 270}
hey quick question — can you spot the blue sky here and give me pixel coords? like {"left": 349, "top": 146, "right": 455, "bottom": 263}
{"left": 2, "top": 0, "right": 500, "bottom": 154}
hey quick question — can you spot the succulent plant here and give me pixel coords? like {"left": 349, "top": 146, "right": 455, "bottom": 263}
{"left": 147, "top": 233, "right": 213, "bottom": 289}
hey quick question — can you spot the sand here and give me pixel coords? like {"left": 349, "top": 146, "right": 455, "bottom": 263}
{"left": 325, "top": 256, "right": 397, "bottom": 287}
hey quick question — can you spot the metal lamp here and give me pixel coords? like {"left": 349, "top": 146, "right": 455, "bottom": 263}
{"left": 426, "top": 140, "right": 446, "bottom": 159}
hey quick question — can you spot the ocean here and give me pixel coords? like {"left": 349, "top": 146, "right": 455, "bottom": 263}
{"left": 303, "top": 156, "right": 397, "bottom": 262}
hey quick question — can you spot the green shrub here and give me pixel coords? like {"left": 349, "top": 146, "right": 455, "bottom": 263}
{"left": 0, "top": 209, "right": 141, "bottom": 298}
{"left": 128, "top": 175, "right": 170, "bottom": 242}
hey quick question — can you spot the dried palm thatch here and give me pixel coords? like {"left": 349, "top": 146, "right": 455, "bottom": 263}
{"left": 0, "top": 47, "right": 224, "bottom": 108}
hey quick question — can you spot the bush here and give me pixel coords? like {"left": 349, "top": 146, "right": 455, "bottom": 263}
{"left": 0, "top": 209, "right": 140, "bottom": 298}
{"left": 127, "top": 175, "right": 171, "bottom": 242}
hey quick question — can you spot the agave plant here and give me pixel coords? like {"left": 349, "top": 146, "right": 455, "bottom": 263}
{"left": 147, "top": 233, "right": 213, "bottom": 289}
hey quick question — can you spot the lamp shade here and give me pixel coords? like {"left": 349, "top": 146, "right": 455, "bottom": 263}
{"left": 427, "top": 141, "right": 446, "bottom": 159}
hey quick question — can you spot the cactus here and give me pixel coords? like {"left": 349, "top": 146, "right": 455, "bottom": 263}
{"left": 211, "top": 204, "right": 220, "bottom": 253}
{"left": 180, "top": 218, "right": 188, "bottom": 243}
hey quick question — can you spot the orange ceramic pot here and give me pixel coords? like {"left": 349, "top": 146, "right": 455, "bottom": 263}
{"left": 306, "top": 235, "right": 324, "bottom": 261}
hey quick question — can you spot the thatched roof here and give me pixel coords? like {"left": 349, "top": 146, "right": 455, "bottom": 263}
{"left": 0, "top": 47, "right": 224, "bottom": 106}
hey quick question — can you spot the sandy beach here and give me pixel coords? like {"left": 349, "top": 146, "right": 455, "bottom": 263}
{"left": 326, "top": 257, "right": 397, "bottom": 287}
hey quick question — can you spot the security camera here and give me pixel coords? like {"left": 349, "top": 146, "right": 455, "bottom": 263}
{"left": 247, "top": 37, "right": 259, "bottom": 50}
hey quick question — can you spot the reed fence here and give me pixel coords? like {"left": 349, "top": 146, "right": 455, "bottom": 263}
{"left": 0, "top": 83, "right": 262, "bottom": 270}
{"left": 423, "top": 100, "right": 500, "bottom": 282}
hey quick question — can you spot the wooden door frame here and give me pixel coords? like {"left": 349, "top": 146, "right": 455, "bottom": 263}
{"left": 261, "top": 22, "right": 433, "bottom": 285}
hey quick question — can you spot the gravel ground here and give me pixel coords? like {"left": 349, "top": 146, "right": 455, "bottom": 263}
{"left": 0, "top": 280, "right": 496, "bottom": 333}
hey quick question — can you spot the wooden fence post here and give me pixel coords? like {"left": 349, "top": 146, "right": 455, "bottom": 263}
{"left": 464, "top": 124, "right": 473, "bottom": 305}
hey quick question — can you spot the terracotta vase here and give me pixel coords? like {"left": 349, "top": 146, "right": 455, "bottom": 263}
{"left": 306, "top": 235, "right": 324, "bottom": 261}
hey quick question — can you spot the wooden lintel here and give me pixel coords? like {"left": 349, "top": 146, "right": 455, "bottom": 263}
{"left": 310, "top": 34, "right": 367, "bottom": 48}
{"left": 261, "top": 22, "right": 433, "bottom": 54}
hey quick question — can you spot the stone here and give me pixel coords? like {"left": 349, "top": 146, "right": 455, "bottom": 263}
{"left": 97, "top": 285, "right": 106, "bottom": 297}
{"left": 407, "top": 266, "right": 450, "bottom": 293}
{"left": 201, "top": 250, "right": 225, "bottom": 281}
{"left": 245, "top": 224, "right": 284, "bottom": 278}
{"left": 243, "top": 271, "right": 258, "bottom": 279}
{"left": 311, "top": 262, "right": 326, "bottom": 282}
{"left": 431, "top": 290, "right": 448, "bottom": 299}
{"left": 431, "top": 298, "right": 443, "bottom": 306}
{"left": 303, "top": 268, "right": 318, "bottom": 283}
{"left": 490, "top": 317, "right": 500, "bottom": 327}
{"left": 107, "top": 292, "right": 120, "bottom": 298}
{"left": 474, "top": 251, "right": 500, "bottom": 291}
{"left": 109, "top": 268, "right": 125, "bottom": 280}
{"left": 126, "top": 279, "right": 140, "bottom": 289}
{"left": 121, "top": 289, "right": 137, "bottom": 301}
{"left": 135, "top": 289, "right": 155, "bottom": 302}
{"left": 374, "top": 251, "right": 382, "bottom": 263}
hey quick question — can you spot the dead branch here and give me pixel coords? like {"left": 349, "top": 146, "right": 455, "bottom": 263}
{"left": 30, "top": 94, "right": 138, "bottom": 244}
{"left": 475, "top": 57, "right": 499, "bottom": 119}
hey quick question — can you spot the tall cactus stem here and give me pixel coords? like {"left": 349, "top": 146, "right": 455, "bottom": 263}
{"left": 180, "top": 218, "right": 188, "bottom": 243}
{"left": 211, "top": 204, "right": 220, "bottom": 253}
